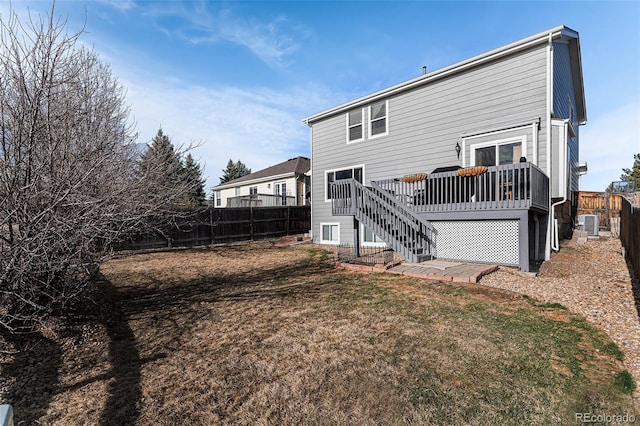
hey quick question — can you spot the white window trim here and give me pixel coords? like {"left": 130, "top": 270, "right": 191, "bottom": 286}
{"left": 346, "top": 108, "right": 365, "bottom": 144}
{"left": 320, "top": 222, "right": 340, "bottom": 245}
{"left": 324, "top": 164, "right": 365, "bottom": 202}
{"left": 468, "top": 136, "right": 527, "bottom": 167}
{"left": 360, "top": 223, "right": 387, "bottom": 248}
{"left": 368, "top": 100, "right": 389, "bottom": 139}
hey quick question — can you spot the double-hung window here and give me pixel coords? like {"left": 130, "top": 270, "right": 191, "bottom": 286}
{"left": 347, "top": 109, "right": 364, "bottom": 142}
{"left": 369, "top": 100, "right": 388, "bottom": 138}
{"left": 326, "top": 166, "right": 363, "bottom": 201}
{"left": 346, "top": 100, "right": 388, "bottom": 142}
{"left": 249, "top": 186, "right": 258, "bottom": 195}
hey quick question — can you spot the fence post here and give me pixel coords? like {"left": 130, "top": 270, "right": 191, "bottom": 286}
{"left": 209, "top": 207, "right": 214, "bottom": 245}
{"left": 286, "top": 206, "right": 290, "bottom": 235}
{"left": 250, "top": 206, "right": 254, "bottom": 241}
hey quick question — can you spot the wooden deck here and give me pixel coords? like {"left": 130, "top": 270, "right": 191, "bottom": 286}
{"left": 336, "top": 259, "right": 499, "bottom": 284}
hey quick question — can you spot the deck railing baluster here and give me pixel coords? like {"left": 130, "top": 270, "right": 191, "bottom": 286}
{"left": 371, "top": 163, "right": 548, "bottom": 214}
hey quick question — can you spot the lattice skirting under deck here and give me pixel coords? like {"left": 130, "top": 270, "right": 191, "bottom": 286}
{"left": 430, "top": 220, "right": 520, "bottom": 266}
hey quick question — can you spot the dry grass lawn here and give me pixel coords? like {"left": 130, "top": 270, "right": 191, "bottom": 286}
{"left": 0, "top": 241, "right": 636, "bottom": 425}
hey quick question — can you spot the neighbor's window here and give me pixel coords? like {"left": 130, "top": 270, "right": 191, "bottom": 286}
{"left": 326, "top": 166, "right": 363, "bottom": 200}
{"left": 274, "top": 182, "right": 287, "bottom": 206}
{"left": 321, "top": 223, "right": 340, "bottom": 244}
{"left": 369, "top": 100, "right": 388, "bottom": 137}
{"left": 249, "top": 186, "right": 258, "bottom": 195}
{"left": 215, "top": 191, "right": 221, "bottom": 207}
{"left": 235, "top": 187, "right": 241, "bottom": 196}
{"left": 347, "top": 109, "right": 364, "bottom": 142}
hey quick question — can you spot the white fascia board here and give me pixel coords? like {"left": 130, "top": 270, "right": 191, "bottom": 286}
{"left": 302, "top": 25, "right": 573, "bottom": 125}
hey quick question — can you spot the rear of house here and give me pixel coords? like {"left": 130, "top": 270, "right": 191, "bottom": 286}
{"left": 303, "top": 25, "right": 586, "bottom": 271}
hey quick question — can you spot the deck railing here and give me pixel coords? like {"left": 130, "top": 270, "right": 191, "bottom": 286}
{"left": 374, "top": 163, "right": 549, "bottom": 213}
{"left": 226, "top": 193, "right": 296, "bottom": 207}
{"left": 331, "top": 179, "right": 434, "bottom": 263}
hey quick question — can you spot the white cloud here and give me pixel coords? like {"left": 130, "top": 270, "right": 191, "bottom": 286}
{"left": 142, "top": 3, "right": 308, "bottom": 68}
{"left": 96, "top": 0, "right": 137, "bottom": 12}
{"left": 118, "top": 71, "right": 335, "bottom": 194}
{"left": 579, "top": 101, "right": 640, "bottom": 191}
{"left": 216, "top": 12, "right": 304, "bottom": 68}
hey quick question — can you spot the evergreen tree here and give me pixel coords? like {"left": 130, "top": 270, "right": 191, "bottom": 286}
{"left": 620, "top": 153, "right": 640, "bottom": 190}
{"left": 220, "top": 159, "right": 251, "bottom": 183}
{"left": 138, "top": 128, "right": 183, "bottom": 186}
{"left": 182, "top": 153, "right": 206, "bottom": 206}
{"left": 137, "top": 128, "right": 209, "bottom": 210}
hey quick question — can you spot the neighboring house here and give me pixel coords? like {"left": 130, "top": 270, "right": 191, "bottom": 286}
{"left": 212, "top": 156, "right": 311, "bottom": 208}
{"left": 303, "top": 25, "right": 587, "bottom": 272}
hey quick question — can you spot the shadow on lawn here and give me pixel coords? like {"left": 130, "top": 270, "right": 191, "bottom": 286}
{"left": 95, "top": 273, "right": 145, "bottom": 426}
{"left": 0, "top": 246, "right": 333, "bottom": 424}
{"left": 1, "top": 331, "right": 61, "bottom": 425}
{"left": 94, "top": 246, "right": 334, "bottom": 424}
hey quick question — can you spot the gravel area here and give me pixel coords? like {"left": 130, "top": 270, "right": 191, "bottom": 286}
{"left": 479, "top": 234, "right": 640, "bottom": 398}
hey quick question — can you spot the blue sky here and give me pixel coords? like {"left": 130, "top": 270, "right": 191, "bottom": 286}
{"left": 5, "top": 0, "right": 640, "bottom": 193}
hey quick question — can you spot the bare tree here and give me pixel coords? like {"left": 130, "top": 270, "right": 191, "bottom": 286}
{"left": 0, "top": 6, "right": 194, "bottom": 333}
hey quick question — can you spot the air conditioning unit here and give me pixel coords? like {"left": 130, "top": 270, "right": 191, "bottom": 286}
{"left": 577, "top": 214, "right": 599, "bottom": 236}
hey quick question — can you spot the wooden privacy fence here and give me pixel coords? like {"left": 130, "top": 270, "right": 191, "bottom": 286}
{"left": 113, "top": 206, "right": 311, "bottom": 251}
{"left": 620, "top": 197, "right": 640, "bottom": 279}
{"left": 577, "top": 192, "right": 623, "bottom": 231}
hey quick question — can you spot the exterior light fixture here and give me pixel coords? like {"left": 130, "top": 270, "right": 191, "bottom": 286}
{"left": 455, "top": 141, "right": 461, "bottom": 159}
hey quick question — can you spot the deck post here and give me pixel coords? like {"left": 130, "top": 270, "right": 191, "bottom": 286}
{"left": 518, "top": 211, "right": 530, "bottom": 272}
{"left": 353, "top": 217, "right": 360, "bottom": 258}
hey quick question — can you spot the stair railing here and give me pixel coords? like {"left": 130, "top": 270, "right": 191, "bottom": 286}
{"left": 331, "top": 179, "right": 434, "bottom": 263}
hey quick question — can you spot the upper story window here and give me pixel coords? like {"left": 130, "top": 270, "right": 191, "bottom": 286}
{"left": 369, "top": 100, "right": 388, "bottom": 138}
{"left": 347, "top": 109, "right": 364, "bottom": 142}
{"left": 214, "top": 191, "right": 221, "bottom": 207}
{"left": 235, "top": 187, "right": 241, "bottom": 196}
{"left": 345, "top": 100, "right": 389, "bottom": 143}
{"left": 249, "top": 186, "right": 258, "bottom": 195}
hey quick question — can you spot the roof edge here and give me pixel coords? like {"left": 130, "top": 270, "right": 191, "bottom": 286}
{"left": 303, "top": 25, "right": 577, "bottom": 125}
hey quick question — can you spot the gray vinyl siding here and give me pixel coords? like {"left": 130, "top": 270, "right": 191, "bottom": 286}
{"left": 311, "top": 45, "right": 549, "bottom": 243}
{"left": 553, "top": 41, "right": 580, "bottom": 193}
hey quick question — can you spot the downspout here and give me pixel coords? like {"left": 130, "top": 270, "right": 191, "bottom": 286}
{"left": 532, "top": 118, "right": 539, "bottom": 165}
{"left": 545, "top": 31, "right": 554, "bottom": 260}
{"left": 551, "top": 122, "right": 567, "bottom": 251}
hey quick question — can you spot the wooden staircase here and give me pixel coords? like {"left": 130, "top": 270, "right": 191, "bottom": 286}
{"left": 331, "top": 179, "right": 434, "bottom": 263}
